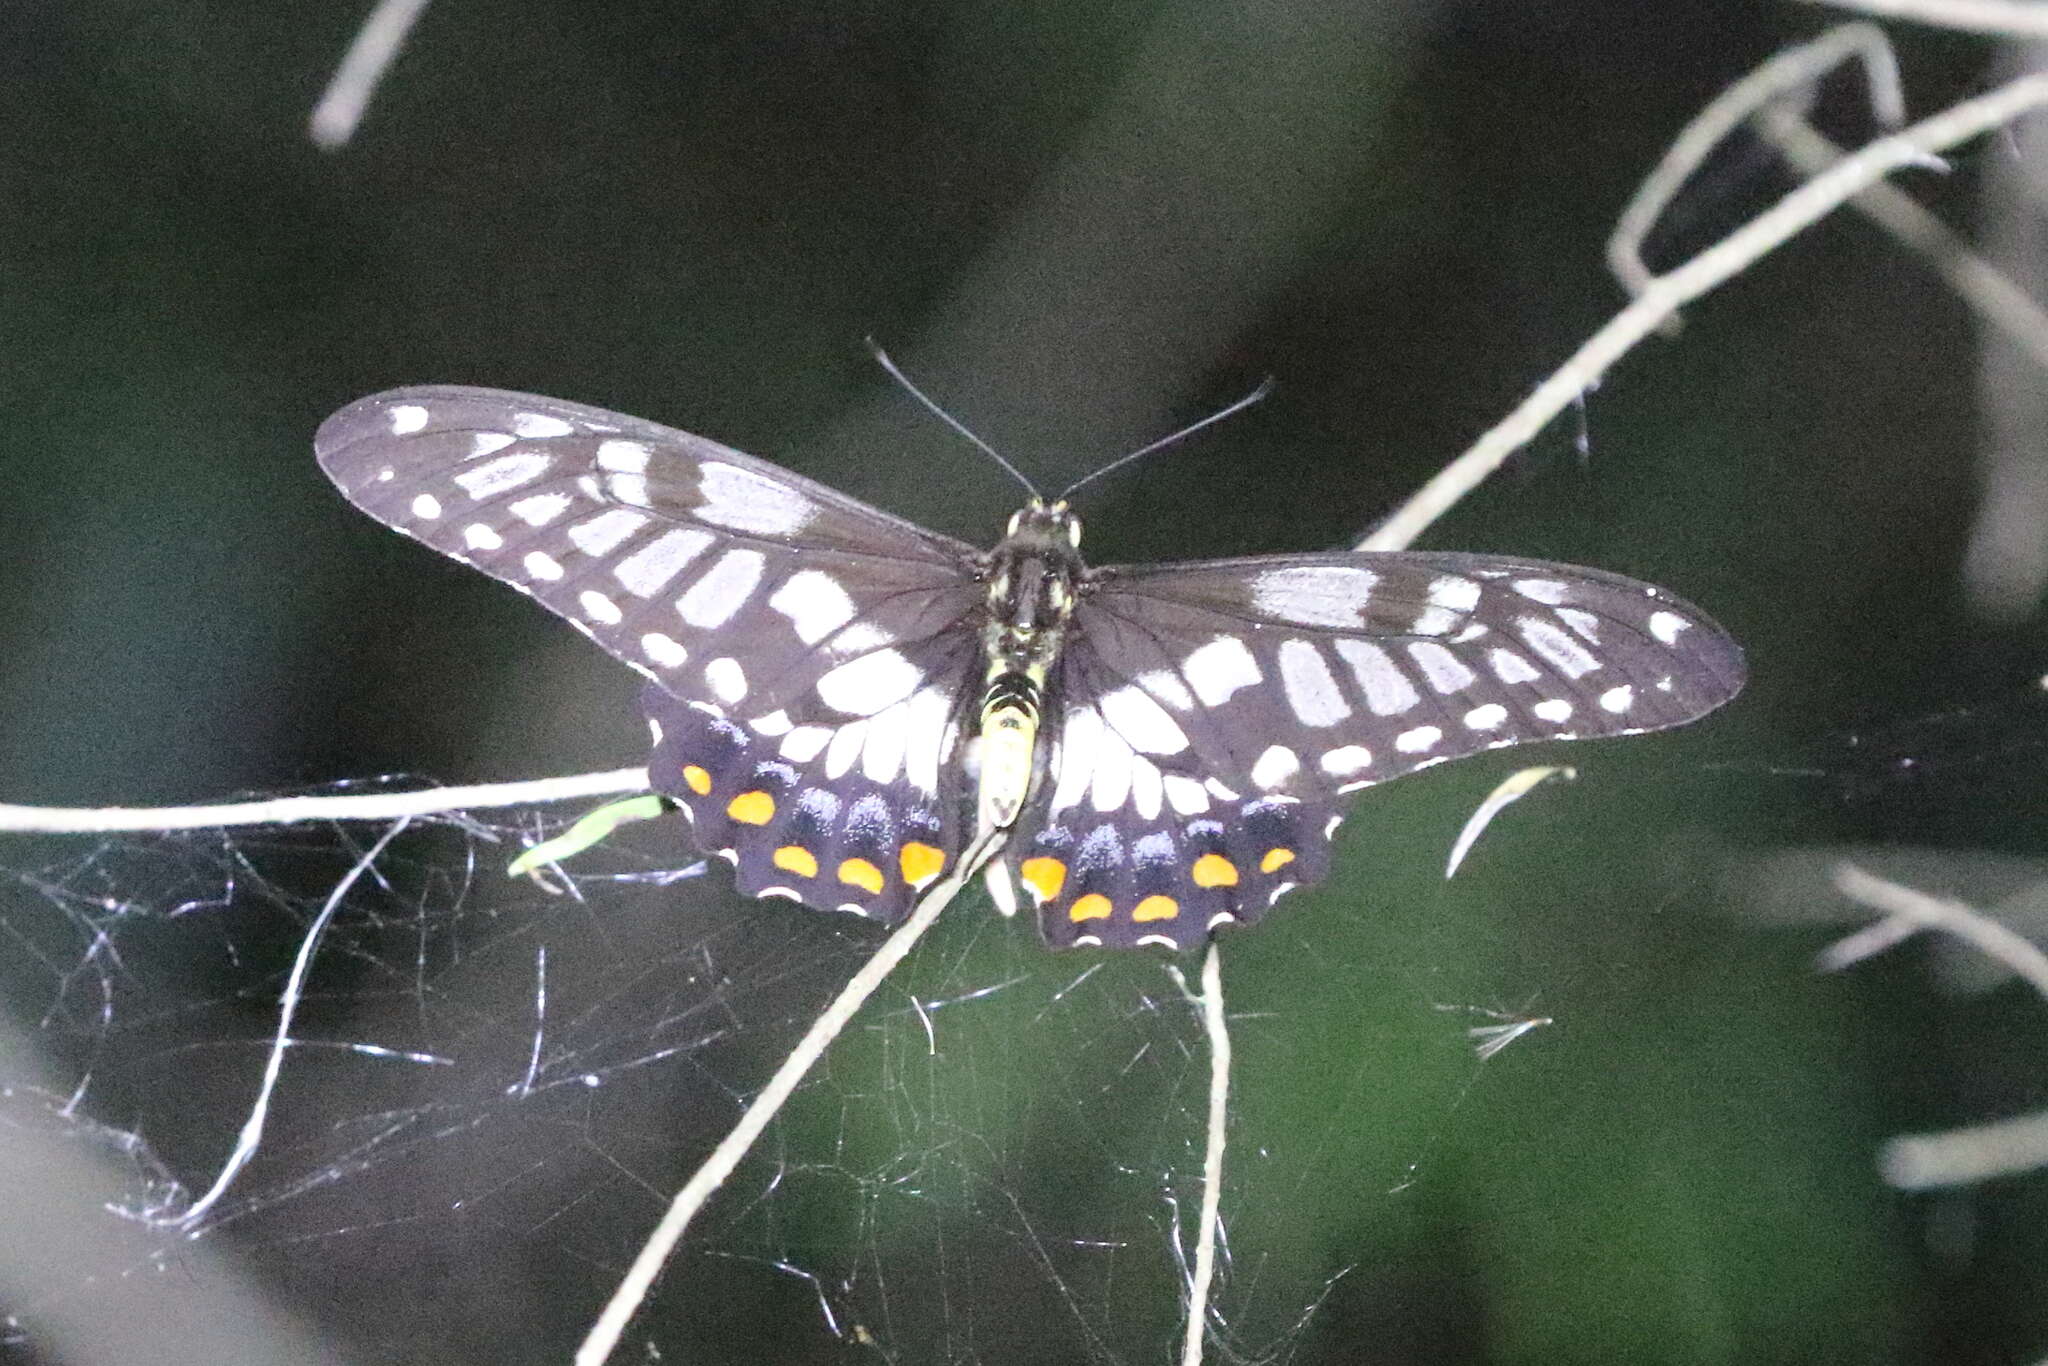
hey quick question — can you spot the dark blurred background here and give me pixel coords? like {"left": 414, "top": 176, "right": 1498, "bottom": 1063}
{"left": 2, "top": 2, "right": 2045, "bottom": 1364}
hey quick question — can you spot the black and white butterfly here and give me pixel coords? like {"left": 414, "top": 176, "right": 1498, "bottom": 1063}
{"left": 316, "top": 386, "right": 1745, "bottom": 951}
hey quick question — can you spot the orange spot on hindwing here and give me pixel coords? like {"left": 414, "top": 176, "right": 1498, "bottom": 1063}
{"left": 682, "top": 764, "right": 713, "bottom": 796}
{"left": 1260, "top": 847, "right": 1295, "bottom": 874}
{"left": 1068, "top": 893, "right": 1112, "bottom": 922}
{"left": 899, "top": 842, "right": 945, "bottom": 888}
{"left": 772, "top": 846, "right": 818, "bottom": 878}
{"left": 1132, "top": 895, "right": 1179, "bottom": 922}
{"left": 1019, "top": 857, "right": 1068, "bottom": 903}
{"left": 727, "top": 791, "right": 775, "bottom": 825}
{"left": 1191, "top": 854, "right": 1239, "bottom": 888}
{"left": 837, "top": 858, "right": 885, "bottom": 894}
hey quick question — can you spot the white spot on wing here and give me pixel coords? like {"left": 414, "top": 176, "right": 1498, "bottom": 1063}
{"left": 566, "top": 508, "right": 649, "bottom": 557}
{"left": 1649, "top": 611, "right": 1691, "bottom": 645}
{"left": 1182, "top": 636, "right": 1262, "bottom": 706}
{"left": 1319, "top": 745, "right": 1373, "bottom": 777}
{"left": 578, "top": 590, "right": 623, "bottom": 625}
{"left": 769, "top": 570, "right": 857, "bottom": 644}
{"left": 676, "top": 549, "right": 765, "bottom": 627}
{"left": 1408, "top": 641, "right": 1477, "bottom": 694}
{"left": 1277, "top": 640, "right": 1352, "bottom": 727}
{"left": 861, "top": 698, "right": 911, "bottom": 784}
{"left": 1251, "top": 744, "right": 1301, "bottom": 790}
{"left": 815, "top": 647, "right": 923, "bottom": 716}
{"left": 1129, "top": 756, "right": 1164, "bottom": 821}
{"left": 469, "top": 432, "right": 517, "bottom": 457}
{"left": 1333, "top": 640, "right": 1419, "bottom": 715}
{"left": 1429, "top": 575, "right": 1482, "bottom": 612}
{"left": 641, "top": 632, "right": 687, "bottom": 669}
{"left": 1512, "top": 578, "right": 1568, "bottom": 604}
{"left": 595, "top": 439, "right": 650, "bottom": 472}
{"left": 1396, "top": 725, "right": 1442, "bottom": 753}
{"left": 1050, "top": 707, "right": 1102, "bottom": 815}
{"left": 695, "top": 461, "right": 818, "bottom": 536}
{"left": 751, "top": 710, "right": 792, "bottom": 735}
{"left": 509, "top": 492, "right": 572, "bottom": 526}
{"left": 614, "top": 528, "right": 713, "bottom": 597}
{"left": 523, "top": 551, "right": 564, "bottom": 581}
{"left": 902, "top": 687, "right": 950, "bottom": 795}
{"left": 1099, "top": 684, "right": 1190, "bottom": 755}
{"left": 1464, "top": 703, "right": 1508, "bottom": 730}
{"left": 1090, "top": 728, "right": 1136, "bottom": 812}
{"left": 825, "top": 719, "right": 866, "bottom": 779}
{"left": 513, "top": 412, "right": 574, "bottom": 438}
{"left": 1136, "top": 669, "right": 1195, "bottom": 712}
{"left": 389, "top": 404, "right": 429, "bottom": 435}
{"left": 1163, "top": 774, "right": 1209, "bottom": 815}
{"left": 453, "top": 450, "right": 550, "bottom": 499}
{"left": 705, "top": 656, "right": 749, "bottom": 704}
{"left": 1533, "top": 698, "right": 1573, "bottom": 723}
{"left": 463, "top": 523, "right": 502, "bottom": 551}
{"left": 1600, "top": 684, "right": 1634, "bottom": 713}
{"left": 410, "top": 493, "right": 441, "bottom": 519}
{"left": 780, "top": 725, "right": 833, "bottom": 762}
{"left": 1490, "top": 648, "right": 1541, "bottom": 685}
{"left": 1251, "top": 565, "right": 1377, "bottom": 627}
{"left": 605, "top": 473, "right": 652, "bottom": 507}
{"left": 1519, "top": 616, "right": 1600, "bottom": 679}
{"left": 1557, "top": 607, "right": 1601, "bottom": 642}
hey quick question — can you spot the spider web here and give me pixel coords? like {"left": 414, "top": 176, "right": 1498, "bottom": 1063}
{"left": 13, "top": 679, "right": 2048, "bottom": 1365}
{"left": 0, "top": 765, "right": 1592, "bottom": 1366}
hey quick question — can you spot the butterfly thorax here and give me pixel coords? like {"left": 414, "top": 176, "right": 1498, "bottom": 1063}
{"left": 975, "top": 500, "right": 1087, "bottom": 834}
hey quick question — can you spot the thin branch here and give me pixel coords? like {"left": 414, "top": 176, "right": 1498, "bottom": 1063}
{"left": 155, "top": 820, "right": 410, "bottom": 1228}
{"left": 1828, "top": 863, "right": 2048, "bottom": 1190}
{"left": 1796, "top": 0, "right": 2048, "bottom": 36}
{"left": 1359, "top": 72, "right": 2048, "bottom": 554}
{"left": 1755, "top": 108, "right": 2048, "bottom": 378}
{"left": 1882, "top": 1108, "right": 2048, "bottom": 1191}
{"left": 309, "top": 0, "right": 434, "bottom": 150}
{"left": 0, "top": 767, "right": 650, "bottom": 834}
{"left": 1608, "top": 24, "right": 1904, "bottom": 303}
{"left": 576, "top": 829, "right": 1007, "bottom": 1366}
{"left": 1180, "top": 943, "right": 1230, "bottom": 1366}
{"left": 1828, "top": 863, "right": 2048, "bottom": 997}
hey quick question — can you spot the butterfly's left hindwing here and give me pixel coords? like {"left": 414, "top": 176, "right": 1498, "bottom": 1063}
{"left": 1010, "top": 551, "right": 1745, "bottom": 948}
{"left": 317, "top": 386, "right": 988, "bottom": 923}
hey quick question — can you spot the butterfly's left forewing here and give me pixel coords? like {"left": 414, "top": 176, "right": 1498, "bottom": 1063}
{"left": 1016, "top": 551, "right": 1745, "bottom": 948}
{"left": 317, "top": 385, "right": 989, "bottom": 922}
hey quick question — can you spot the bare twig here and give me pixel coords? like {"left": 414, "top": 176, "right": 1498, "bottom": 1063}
{"left": 0, "top": 767, "right": 650, "bottom": 834}
{"left": 1609, "top": 24, "right": 1905, "bottom": 303}
{"left": 1361, "top": 73, "right": 2048, "bottom": 554}
{"left": 1795, "top": 0, "right": 2048, "bottom": 36}
{"left": 310, "top": 0, "right": 435, "bottom": 150}
{"left": 1828, "top": 863, "right": 2048, "bottom": 997}
{"left": 1180, "top": 943, "right": 1230, "bottom": 1366}
{"left": 1828, "top": 863, "right": 2048, "bottom": 1190}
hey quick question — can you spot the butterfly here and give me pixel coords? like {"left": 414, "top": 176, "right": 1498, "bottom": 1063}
{"left": 316, "top": 386, "right": 1745, "bottom": 951}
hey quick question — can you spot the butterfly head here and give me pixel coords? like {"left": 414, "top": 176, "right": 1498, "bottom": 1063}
{"left": 1004, "top": 498, "right": 1083, "bottom": 550}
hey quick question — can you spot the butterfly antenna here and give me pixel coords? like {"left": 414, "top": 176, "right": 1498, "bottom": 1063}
{"left": 1059, "top": 376, "right": 1274, "bottom": 501}
{"left": 866, "top": 338, "right": 1041, "bottom": 500}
